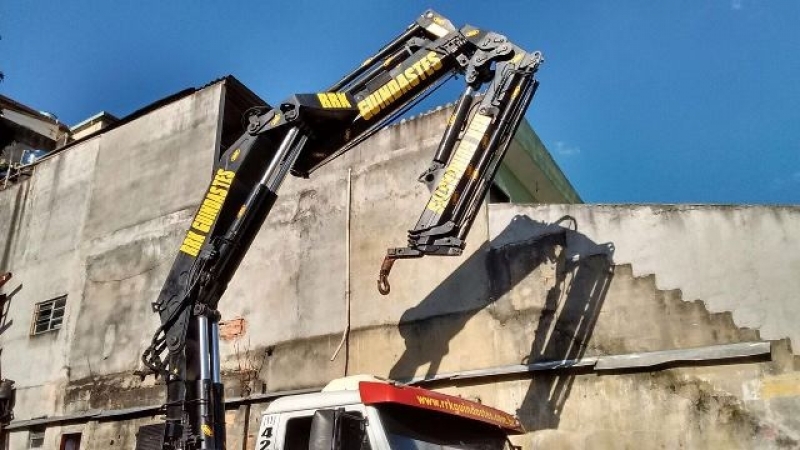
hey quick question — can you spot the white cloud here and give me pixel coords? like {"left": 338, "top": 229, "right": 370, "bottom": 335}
{"left": 554, "top": 140, "right": 581, "bottom": 156}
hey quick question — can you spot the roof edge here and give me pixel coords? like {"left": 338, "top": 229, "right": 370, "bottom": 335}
{"left": 27, "top": 76, "right": 244, "bottom": 168}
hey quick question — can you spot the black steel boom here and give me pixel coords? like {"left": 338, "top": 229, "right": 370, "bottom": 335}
{"left": 142, "top": 10, "right": 542, "bottom": 449}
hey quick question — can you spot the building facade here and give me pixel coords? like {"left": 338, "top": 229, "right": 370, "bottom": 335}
{"left": 1, "top": 77, "right": 799, "bottom": 450}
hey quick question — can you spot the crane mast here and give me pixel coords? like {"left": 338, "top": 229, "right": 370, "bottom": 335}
{"left": 141, "top": 10, "right": 543, "bottom": 449}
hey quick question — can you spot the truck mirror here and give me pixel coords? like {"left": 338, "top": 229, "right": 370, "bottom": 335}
{"left": 309, "top": 409, "right": 366, "bottom": 450}
{"left": 309, "top": 409, "right": 337, "bottom": 450}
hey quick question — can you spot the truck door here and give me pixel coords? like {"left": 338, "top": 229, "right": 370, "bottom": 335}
{"left": 257, "top": 407, "right": 372, "bottom": 450}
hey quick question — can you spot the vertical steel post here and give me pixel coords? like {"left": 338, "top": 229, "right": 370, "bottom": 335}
{"left": 210, "top": 321, "right": 221, "bottom": 383}
{"left": 210, "top": 319, "right": 224, "bottom": 450}
{"left": 196, "top": 314, "right": 214, "bottom": 449}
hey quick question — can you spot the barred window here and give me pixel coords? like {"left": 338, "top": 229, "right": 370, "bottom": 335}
{"left": 31, "top": 295, "right": 66, "bottom": 335}
{"left": 28, "top": 426, "right": 45, "bottom": 448}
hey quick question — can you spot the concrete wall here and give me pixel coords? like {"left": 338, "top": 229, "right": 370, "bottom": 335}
{"left": 2, "top": 82, "right": 799, "bottom": 449}
{"left": 489, "top": 204, "right": 800, "bottom": 347}
{"left": 482, "top": 205, "right": 800, "bottom": 448}
{"left": 0, "top": 82, "right": 224, "bottom": 443}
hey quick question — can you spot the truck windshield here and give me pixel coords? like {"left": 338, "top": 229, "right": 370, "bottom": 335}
{"left": 378, "top": 404, "right": 507, "bottom": 450}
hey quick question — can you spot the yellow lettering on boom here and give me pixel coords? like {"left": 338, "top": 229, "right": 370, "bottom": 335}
{"left": 179, "top": 231, "right": 205, "bottom": 258}
{"left": 317, "top": 93, "right": 332, "bottom": 108}
{"left": 317, "top": 92, "right": 353, "bottom": 109}
{"left": 179, "top": 168, "right": 236, "bottom": 257}
{"left": 425, "top": 114, "right": 492, "bottom": 215}
{"left": 357, "top": 51, "right": 444, "bottom": 121}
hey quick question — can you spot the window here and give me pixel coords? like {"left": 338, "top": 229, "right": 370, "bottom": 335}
{"left": 339, "top": 413, "right": 370, "bottom": 450}
{"left": 31, "top": 295, "right": 66, "bottom": 335}
{"left": 284, "top": 416, "right": 313, "bottom": 450}
{"left": 284, "top": 412, "right": 370, "bottom": 450}
{"left": 28, "top": 426, "right": 45, "bottom": 449}
{"left": 60, "top": 433, "right": 81, "bottom": 450}
{"left": 378, "top": 404, "right": 505, "bottom": 450}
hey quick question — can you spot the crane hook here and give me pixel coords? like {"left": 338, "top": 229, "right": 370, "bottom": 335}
{"left": 377, "top": 256, "right": 396, "bottom": 295}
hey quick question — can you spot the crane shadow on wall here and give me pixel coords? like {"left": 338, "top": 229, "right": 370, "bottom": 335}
{"left": 0, "top": 279, "right": 20, "bottom": 337}
{"left": 389, "top": 214, "right": 614, "bottom": 432}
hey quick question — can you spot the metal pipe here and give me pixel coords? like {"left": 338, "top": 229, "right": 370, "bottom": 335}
{"left": 342, "top": 47, "right": 413, "bottom": 96}
{"left": 210, "top": 319, "right": 225, "bottom": 450}
{"left": 449, "top": 67, "right": 527, "bottom": 226}
{"left": 328, "top": 24, "right": 422, "bottom": 92}
{"left": 260, "top": 127, "right": 300, "bottom": 187}
{"left": 433, "top": 86, "right": 475, "bottom": 164}
{"left": 210, "top": 320, "right": 221, "bottom": 384}
{"left": 196, "top": 314, "right": 213, "bottom": 449}
{"left": 458, "top": 79, "right": 537, "bottom": 241}
{"left": 266, "top": 134, "right": 308, "bottom": 191}
{"left": 330, "top": 168, "right": 352, "bottom": 365}
{"left": 218, "top": 127, "right": 302, "bottom": 248}
{"left": 198, "top": 315, "right": 211, "bottom": 380}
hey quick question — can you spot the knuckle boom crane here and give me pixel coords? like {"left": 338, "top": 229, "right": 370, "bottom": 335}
{"left": 142, "top": 10, "right": 543, "bottom": 450}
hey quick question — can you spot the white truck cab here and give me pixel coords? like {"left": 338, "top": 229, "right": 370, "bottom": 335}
{"left": 256, "top": 376, "right": 523, "bottom": 450}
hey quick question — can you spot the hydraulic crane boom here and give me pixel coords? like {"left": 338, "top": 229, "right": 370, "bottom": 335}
{"left": 141, "top": 10, "right": 542, "bottom": 450}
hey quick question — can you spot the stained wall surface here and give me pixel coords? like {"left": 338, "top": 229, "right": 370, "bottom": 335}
{"left": 0, "top": 82, "right": 224, "bottom": 445}
{"left": 1, "top": 82, "right": 798, "bottom": 449}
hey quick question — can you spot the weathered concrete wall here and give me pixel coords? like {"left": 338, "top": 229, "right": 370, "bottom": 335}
{"left": 0, "top": 82, "right": 224, "bottom": 441}
{"left": 0, "top": 137, "right": 103, "bottom": 420}
{"left": 249, "top": 211, "right": 799, "bottom": 447}
{"left": 217, "top": 155, "right": 800, "bottom": 447}
{"left": 489, "top": 204, "right": 800, "bottom": 348}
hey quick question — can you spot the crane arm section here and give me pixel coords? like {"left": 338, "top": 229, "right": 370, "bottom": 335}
{"left": 141, "top": 10, "right": 543, "bottom": 449}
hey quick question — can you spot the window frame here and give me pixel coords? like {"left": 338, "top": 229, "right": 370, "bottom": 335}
{"left": 275, "top": 405, "right": 371, "bottom": 450}
{"left": 31, "top": 295, "right": 67, "bottom": 335}
{"left": 59, "top": 432, "right": 82, "bottom": 450}
{"left": 28, "top": 426, "right": 45, "bottom": 449}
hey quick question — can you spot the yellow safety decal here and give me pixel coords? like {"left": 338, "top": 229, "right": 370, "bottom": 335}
{"left": 230, "top": 148, "right": 241, "bottom": 162}
{"left": 357, "top": 51, "right": 444, "bottom": 121}
{"left": 511, "top": 85, "right": 521, "bottom": 100}
{"left": 426, "top": 114, "right": 492, "bottom": 214}
{"left": 201, "top": 424, "right": 214, "bottom": 437}
{"left": 425, "top": 22, "right": 450, "bottom": 38}
{"left": 317, "top": 92, "right": 352, "bottom": 109}
{"left": 512, "top": 53, "right": 524, "bottom": 64}
{"left": 465, "top": 29, "right": 480, "bottom": 38}
{"left": 270, "top": 113, "right": 281, "bottom": 126}
{"left": 179, "top": 168, "right": 236, "bottom": 257}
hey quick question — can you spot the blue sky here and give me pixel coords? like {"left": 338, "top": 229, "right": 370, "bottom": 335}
{"left": 3, "top": 1, "right": 799, "bottom": 204}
